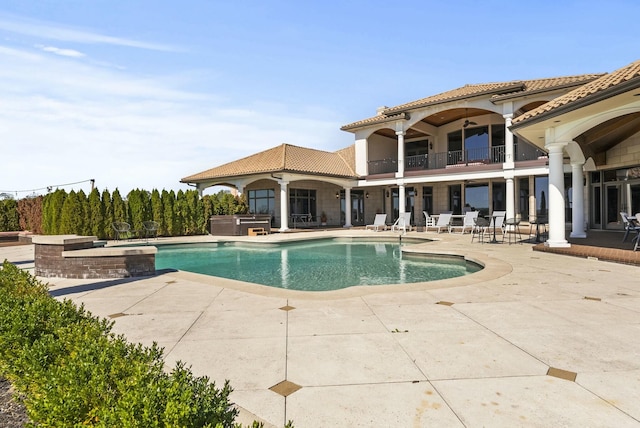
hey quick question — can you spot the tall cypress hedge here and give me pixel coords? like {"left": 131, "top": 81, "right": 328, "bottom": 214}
{"left": 21, "top": 188, "right": 247, "bottom": 239}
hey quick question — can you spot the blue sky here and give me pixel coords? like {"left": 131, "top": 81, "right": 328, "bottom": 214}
{"left": 0, "top": 0, "right": 638, "bottom": 197}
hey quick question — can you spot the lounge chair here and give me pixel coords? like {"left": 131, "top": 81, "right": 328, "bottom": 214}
{"left": 426, "top": 212, "right": 452, "bottom": 233}
{"left": 366, "top": 214, "right": 388, "bottom": 231}
{"left": 391, "top": 212, "right": 413, "bottom": 233}
{"left": 450, "top": 211, "right": 478, "bottom": 234}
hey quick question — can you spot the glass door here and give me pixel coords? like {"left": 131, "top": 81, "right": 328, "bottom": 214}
{"left": 405, "top": 187, "right": 416, "bottom": 225}
{"left": 605, "top": 183, "right": 624, "bottom": 229}
{"left": 351, "top": 190, "right": 365, "bottom": 226}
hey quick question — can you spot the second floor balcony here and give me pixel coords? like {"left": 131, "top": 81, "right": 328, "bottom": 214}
{"left": 368, "top": 144, "right": 547, "bottom": 175}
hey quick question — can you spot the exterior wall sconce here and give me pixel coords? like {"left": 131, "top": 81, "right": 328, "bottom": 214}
{"left": 429, "top": 142, "right": 433, "bottom": 150}
{"left": 365, "top": 192, "right": 369, "bottom": 198}
{"left": 385, "top": 190, "right": 390, "bottom": 198}
{"left": 336, "top": 192, "right": 340, "bottom": 199}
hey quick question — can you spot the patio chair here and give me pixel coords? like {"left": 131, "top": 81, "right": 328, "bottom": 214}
{"left": 450, "top": 211, "right": 478, "bottom": 234}
{"left": 426, "top": 212, "right": 452, "bottom": 233}
{"left": 142, "top": 220, "right": 160, "bottom": 239}
{"left": 620, "top": 212, "right": 639, "bottom": 242}
{"left": 423, "top": 211, "right": 435, "bottom": 227}
{"left": 633, "top": 214, "right": 640, "bottom": 251}
{"left": 112, "top": 221, "right": 133, "bottom": 240}
{"left": 365, "top": 213, "right": 388, "bottom": 231}
{"left": 391, "top": 212, "right": 413, "bottom": 233}
{"left": 504, "top": 218, "right": 522, "bottom": 244}
{"left": 471, "top": 217, "right": 490, "bottom": 243}
{"left": 528, "top": 216, "right": 548, "bottom": 243}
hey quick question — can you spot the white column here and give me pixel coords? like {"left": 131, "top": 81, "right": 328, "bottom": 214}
{"left": 503, "top": 114, "right": 515, "bottom": 166}
{"left": 570, "top": 162, "right": 586, "bottom": 238}
{"left": 279, "top": 180, "right": 289, "bottom": 232}
{"left": 546, "top": 142, "right": 570, "bottom": 247}
{"left": 506, "top": 173, "right": 515, "bottom": 222}
{"left": 399, "top": 184, "right": 406, "bottom": 216}
{"left": 396, "top": 130, "right": 405, "bottom": 178}
{"left": 344, "top": 188, "right": 352, "bottom": 227}
{"left": 503, "top": 114, "right": 515, "bottom": 222}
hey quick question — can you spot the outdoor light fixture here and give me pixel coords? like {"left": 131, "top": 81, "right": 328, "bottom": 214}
{"left": 429, "top": 142, "right": 433, "bottom": 150}
{"left": 336, "top": 192, "right": 340, "bottom": 199}
{"left": 365, "top": 192, "right": 369, "bottom": 199}
{"left": 385, "top": 190, "right": 390, "bottom": 198}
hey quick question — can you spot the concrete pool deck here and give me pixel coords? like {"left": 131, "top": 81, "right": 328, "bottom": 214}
{"left": 2, "top": 230, "right": 640, "bottom": 427}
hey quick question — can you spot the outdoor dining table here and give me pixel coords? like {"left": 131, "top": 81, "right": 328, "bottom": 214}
{"left": 485, "top": 214, "right": 501, "bottom": 243}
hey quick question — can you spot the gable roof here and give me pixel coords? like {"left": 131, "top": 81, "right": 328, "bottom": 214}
{"left": 512, "top": 60, "right": 640, "bottom": 127}
{"left": 181, "top": 143, "right": 357, "bottom": 184}
{"left": 341, "top": 74, "right": 603, "bottom": 131}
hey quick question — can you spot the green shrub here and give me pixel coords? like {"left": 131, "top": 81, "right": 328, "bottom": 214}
{"left": 0, "top": 261, "right": 280, "bottom": 427}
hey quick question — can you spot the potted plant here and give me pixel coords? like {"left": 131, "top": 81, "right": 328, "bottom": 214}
{"left": 320, "top": 211, "right": 327, "bottom": 226}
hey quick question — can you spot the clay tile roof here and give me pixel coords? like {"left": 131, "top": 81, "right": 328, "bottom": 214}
{"left": 490, "top": 74, "right": 604, "bottom": 102}
{"left": 513, "top": 60, "right": 640, "bottom": 125}
{"left": 181, "top": 144, "right": 357, "bottom": 183}
{"left": 341, "top": 74, "right": 602, "bottom": 131}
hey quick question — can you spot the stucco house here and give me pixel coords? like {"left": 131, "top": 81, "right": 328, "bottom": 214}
{"left": 181, "top": 59, "right": 640, "bottom": 248}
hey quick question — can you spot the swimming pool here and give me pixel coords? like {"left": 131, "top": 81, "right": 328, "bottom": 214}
{"left": 155, "top": 238, "right": 482, "bottom": 292}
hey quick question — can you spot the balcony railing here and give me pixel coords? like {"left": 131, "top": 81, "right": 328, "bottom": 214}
{"left": 368, "top": 143, "right": 548, "bottom": 175}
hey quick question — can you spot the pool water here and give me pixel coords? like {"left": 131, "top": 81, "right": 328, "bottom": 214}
{"left": 155, "top": 239, "right": 481, "bottom": 292}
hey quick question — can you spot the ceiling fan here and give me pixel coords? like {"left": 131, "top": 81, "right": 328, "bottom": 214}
{"left": 463, "top": 109, "right": 477, "bottom": 128}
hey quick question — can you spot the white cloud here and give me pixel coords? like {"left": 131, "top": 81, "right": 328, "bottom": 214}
{"left": 0, "top": 44, "right": 350, "bottom": 197}
{"left": 0, "top": 14, "right": 178, "bottom": 52}
{"left": 39, "top": 45, "right": 85, "bottom": 58}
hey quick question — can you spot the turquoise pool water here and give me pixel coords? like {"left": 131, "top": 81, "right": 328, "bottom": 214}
{"left": 155, "top": 238, "right": 481, "bottom": 291}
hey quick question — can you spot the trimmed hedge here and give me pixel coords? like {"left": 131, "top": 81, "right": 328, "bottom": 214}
{"left": 0, "top": 261, "right": 272, "bottom": 427}
{"left": 0, "top": 188, "right": 250, "bottom": 238}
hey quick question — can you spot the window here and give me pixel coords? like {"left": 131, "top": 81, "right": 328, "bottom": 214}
{"left": 449, "top": 124, "right": 504, "bottom": 164}
{"left": 406, "top": 139, "right": 429, "bottom": 156}
{"left": 465, "top": 183, "right": 489, "bottom": 216}
{"left": 519, "top": 178, "right": 529, "bottom": 221}
{"left": 422, "top": 186, "right": 433, "bottom": 215}
{"left": 464, "top": 126, "right": 489, "bottom": 161}
{"left": 449, "top": 184, "right": 461, "bottom": 214}
{"left": 492, "top": 182, "right": 506, "bottom": 212}
{"left": 535, "top": 176, "right": 549, "bottom": 217}
{"left": 289, "top": 189, "right": 316, "bottom": 219}
{"left": 248, "top": 189, "right": 275, "bottom": 215}
{"left": 447, "top": 131, "right": 463, "bottom": 164}
{"left": 491, "top": 125, "right": 505, "bottom": 147}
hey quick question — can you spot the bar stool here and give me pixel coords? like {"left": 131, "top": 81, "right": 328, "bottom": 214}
{"left": 504, "top": 218, "right": 522, "bottom": 244}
